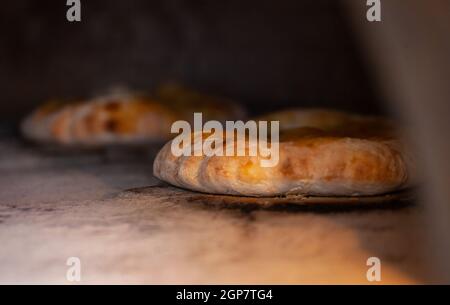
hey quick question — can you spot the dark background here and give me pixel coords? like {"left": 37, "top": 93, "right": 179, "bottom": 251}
{"left": 0, "top": 0, "right": 382, "bottom": 122}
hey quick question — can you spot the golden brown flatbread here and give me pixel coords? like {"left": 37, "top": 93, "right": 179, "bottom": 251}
{"left": 21, "top": 85, "right": 245, "bottom": 147}
{"left": 153, "top": 109, "right": 415, "bottom": 197}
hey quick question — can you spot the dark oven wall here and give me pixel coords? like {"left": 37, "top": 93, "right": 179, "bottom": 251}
{"left": 0, "top": 0, "right": 382, "bottom": 123}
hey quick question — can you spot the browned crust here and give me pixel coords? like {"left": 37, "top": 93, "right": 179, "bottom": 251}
{"left": 22, "top": 95, "right": 177, "bottom": 145}
{"left": 22, "top": 86, "right": 246, "bottom": 146}
{"left": 153, "top": 109, "right": 413, "bottom": 197}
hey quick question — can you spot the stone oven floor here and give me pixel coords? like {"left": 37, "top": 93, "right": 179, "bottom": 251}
{"left": 0, "top": 136, "right": 429, "bottom": 284}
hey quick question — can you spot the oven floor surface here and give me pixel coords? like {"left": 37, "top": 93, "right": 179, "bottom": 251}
{"left": 0, "top": 137, "right": 429, "bottom": 284}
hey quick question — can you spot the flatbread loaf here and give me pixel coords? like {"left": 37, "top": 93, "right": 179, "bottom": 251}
{"left": 153, "top": 109, "right": 415, "bottom": 197}
{"left": 21, "top": 85, "right": 245, "bottom": 146}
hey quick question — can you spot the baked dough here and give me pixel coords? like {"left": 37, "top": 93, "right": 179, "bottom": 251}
{"left": 153, "top": 109, "right": 414, "bottom": 197}
{"left": 21, "top": 92, "right": 178, "bottom": 146}
{"left": 22, "top": 85, "right": 245, "bottom": 146}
